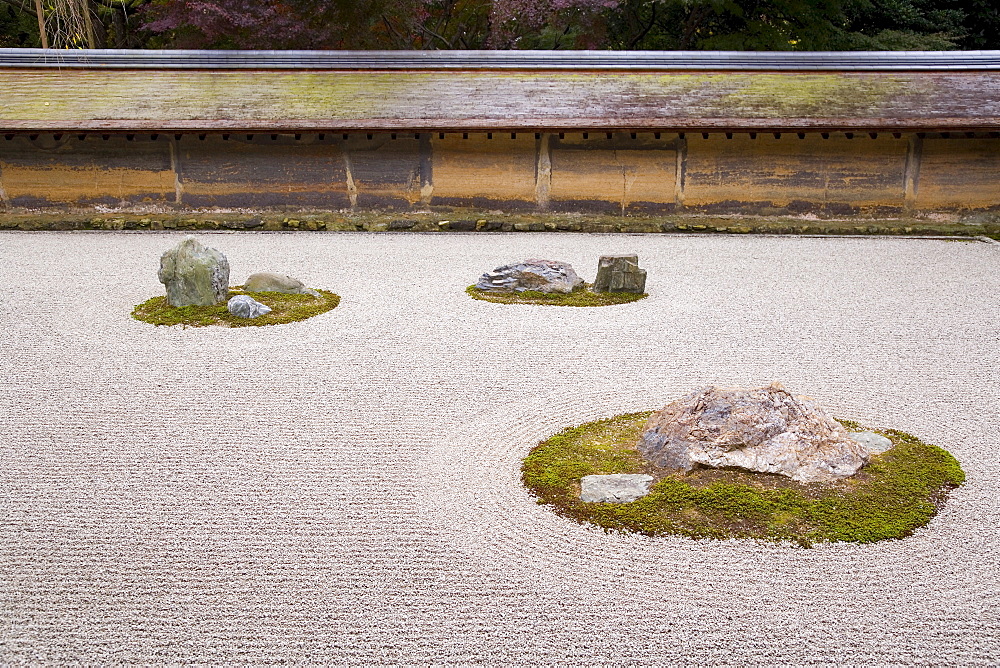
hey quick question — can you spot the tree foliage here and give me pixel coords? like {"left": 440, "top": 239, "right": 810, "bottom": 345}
{"left": 1, "top": 0, "right": 150, "bottom": 48}
{"left": 605, "top": 0, "right": 973, "bottom": 51}
{"left": 1, "top": 0, "right": 998, "bottom": 51}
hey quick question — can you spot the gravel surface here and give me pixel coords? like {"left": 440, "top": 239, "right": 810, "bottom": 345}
{"left": 1, "top": 231, "right": 997, "bottom": 664}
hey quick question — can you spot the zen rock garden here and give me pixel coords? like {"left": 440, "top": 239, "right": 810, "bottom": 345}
{"left": 142, "top": 236, "right": 965, "bottom": 545}
{"left": 583, "top": 383, "right": 883, "bottom": 504}
{"left": 133, "top": 236, "right": 340, "bottom": 327}
{"left": 523, "top": 382, "right": 964, "bottom": 544}
{"left": 469, "top": 255, "right": 647, "bottom": 306}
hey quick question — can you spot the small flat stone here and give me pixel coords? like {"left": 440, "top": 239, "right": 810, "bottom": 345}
{"left": 227, "top": 295, "right": 272, "bottom": 319}
{"left": 245, "top": 272, "right": 320, "bottom": 297}
{"left": 849, "top": 431, "right": 894, "bottom": 454}
{"left": 580, "top": 474, "right": 654, "bottom": 503}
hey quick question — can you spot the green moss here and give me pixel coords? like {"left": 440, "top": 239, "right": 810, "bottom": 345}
{"left": 467, "top": 285, "right": 647, "bottom": 307}
{"left": 131, "top": 287, "right": 340, "bottom": 328}
{"left": 709, "top": 73, "right": 914, "bottom": 117}
{"left": 522, "top": 413, "right": 965, "bottom": 545}
{"left": 4, "top": 70, "right": 935, "bottom": 124}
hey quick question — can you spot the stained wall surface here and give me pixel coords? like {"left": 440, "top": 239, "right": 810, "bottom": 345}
{"left": 1, "top": 132, "right": 997, "bottom": 213}
{"left": 915, "top": 137, "right": 1000, "bottom": 210}
{"left": 682, "top": 134, "right": 910, "bottom": 211}
{"left": 0, "top": 135, "right": 174, "bottom": 208}
{"left": 429, "top": 134, "right": 536, "bottom": 208}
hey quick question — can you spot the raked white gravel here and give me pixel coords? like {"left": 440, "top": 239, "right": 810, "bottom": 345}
{"left": 1, "top": 231, "right": 997, "bottom": 664}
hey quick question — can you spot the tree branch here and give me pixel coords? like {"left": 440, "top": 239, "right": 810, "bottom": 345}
{"left": 33, "top": 0, "right": 48, "bottom": 48}
{"left": 420, "top": 22, "right": 454, "bottom": 49}
{"left": 627, "top": 1, "right": 656, "bottom": 49}
{"left": 380, "top": 14, "right": 410, "bottom": 49}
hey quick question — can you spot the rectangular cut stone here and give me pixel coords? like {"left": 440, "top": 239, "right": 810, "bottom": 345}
{"left": 593, "top": 254, "right": 646, "bottom": 294}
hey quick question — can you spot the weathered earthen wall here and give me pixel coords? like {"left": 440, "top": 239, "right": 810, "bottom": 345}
{"left": 429, "top": 133, "right": 536, "bottom": 209}
{"left": 1, "top": 132, "right": 998, "bottom": 214}
{"left": 683, "top": 134, "right": 909, "bottom": 213}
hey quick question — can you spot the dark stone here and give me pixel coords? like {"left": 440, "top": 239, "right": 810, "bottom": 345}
{"left": 592, "top": 254, "right": 646, "bottom": 293}
{"left": 476, "top": 259, "right": 585, "bottom": 293}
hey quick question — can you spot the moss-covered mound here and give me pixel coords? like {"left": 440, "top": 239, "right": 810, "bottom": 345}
{"left": 522, "top": 412, "right": 965, "bottom": 545}
{"left": 467, "top": 285, "right": 647, "bottom": 307}
{"left": 132, "top": 287, "right": 340, "bottom": 328}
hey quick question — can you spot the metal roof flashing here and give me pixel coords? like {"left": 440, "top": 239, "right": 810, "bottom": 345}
{"left": 2, "top": 49, "right": 1000, "bottom": 72}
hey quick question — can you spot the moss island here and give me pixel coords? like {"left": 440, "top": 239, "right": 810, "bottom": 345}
{"left": 132, "top": 287, "right": 340, "bottom": 328}
{"left": 467, "top": 285, "right": 647, "bottom": 307}
{"left": 522, "top": 412, "right": 965, "bottom": 546}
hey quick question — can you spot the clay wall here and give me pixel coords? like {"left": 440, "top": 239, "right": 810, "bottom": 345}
{"left": 1, "top": 131, "right": 998, "bottom": 214}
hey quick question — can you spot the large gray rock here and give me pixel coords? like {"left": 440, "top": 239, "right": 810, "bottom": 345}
{"left": 580, "top": 474, "right": 654, "bottom": 503}
{"left": 638, "top": 383, "right": 870, "bottom": 483}
{"left": 244, "top": 272, "right": 320, "bottom": 297}
{"left": 227, "top": 295, "right": 272, "bottom": 319}
{"left": 158, "top": 236, "right": 230, "bottom": 307}
{"left": 593, "top": 254, "right": 647, "bottom": 293}
{"left": 476, "top": 259, "right": 585, "bottom": 294}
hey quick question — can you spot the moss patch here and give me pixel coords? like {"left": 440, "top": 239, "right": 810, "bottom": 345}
{"left": 132, "top": 287, "right": 340, "bottom": 328}
{"left": 522, "top": 412, "right": 965, "bottom": 545}
{"left": 1, "top": 210, "right": 997, "bottom": 238}
{"left": 467, "top": 285, "right": 647, "bottom": 307}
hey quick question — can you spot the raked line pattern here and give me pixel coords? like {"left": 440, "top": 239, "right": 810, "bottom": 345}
{"left": 0, "top": 231, "right": 997, "bottom": 663}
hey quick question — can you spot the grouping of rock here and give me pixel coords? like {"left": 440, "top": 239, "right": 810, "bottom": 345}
{"left": 157, "top": 236, "right": 319, "bottom": 319}
{"left": 476, "top": 255, "right": 647, "bottom": 295}
{"left": 580, "top": 383, "right": 897, "bottom": 503}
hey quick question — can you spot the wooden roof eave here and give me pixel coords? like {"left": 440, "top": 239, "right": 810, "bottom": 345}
{"left": 2, "top": 63, "right": 1000, "bottom": 133}
{"left": 1, "top": 119, "right": 998, "bottom": 134}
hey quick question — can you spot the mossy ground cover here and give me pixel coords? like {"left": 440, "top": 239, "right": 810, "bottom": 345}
{"left": 1, "top": 210, "right": 997, "bottom": 239}
{"left": 522, "top": 412, "right": 965, "bottom": 546}
{"left": 467, "top": 285, "right": 647, "bottom": 306}
{"left": 132, "top": 287, "right": 340, "bottom": 328}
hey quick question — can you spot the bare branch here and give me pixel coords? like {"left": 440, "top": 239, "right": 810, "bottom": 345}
{"left": 419, "top": 22, "right": 454, "bottom": 49}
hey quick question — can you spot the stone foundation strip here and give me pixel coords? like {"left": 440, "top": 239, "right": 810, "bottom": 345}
{"left": 0, "top": 211, "right": 997, "bottom": 238}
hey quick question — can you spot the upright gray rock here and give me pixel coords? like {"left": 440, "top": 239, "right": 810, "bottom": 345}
{"left": 244, "top": 272, "right": 320, "bottom": 297}
{"left": 592, "top": 254, "right": 647, "bottom": 293}
{"left": 638, "top": 383, "right": 869, "bottom": 483}
{"left": 227, "top": 295, "right": 272, "bottom": 319}
{"left": 476, "top": 259, "right": 585, "bottom": 294}
{"left": 158, "top": 236, "right": 230, "bottom": 307}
